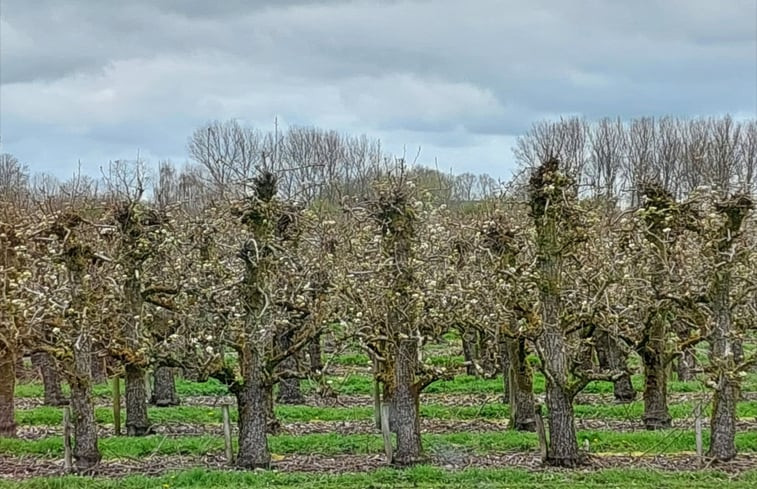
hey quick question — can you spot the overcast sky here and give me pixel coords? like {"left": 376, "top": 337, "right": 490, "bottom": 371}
{"left": 1, "top": 0, "right": 755, "bottom": 180}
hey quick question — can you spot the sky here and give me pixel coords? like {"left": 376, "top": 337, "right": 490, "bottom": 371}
{"left": 1, "top": 0, "right": 756, "bottom": 180}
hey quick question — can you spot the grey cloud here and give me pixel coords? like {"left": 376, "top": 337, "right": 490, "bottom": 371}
{"left": 1, "top": 0, "right": 754, "bottom": 178}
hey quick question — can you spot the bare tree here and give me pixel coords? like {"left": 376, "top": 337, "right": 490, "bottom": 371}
{"left": 188, "top": 120, "right": 266, "bottom": 198}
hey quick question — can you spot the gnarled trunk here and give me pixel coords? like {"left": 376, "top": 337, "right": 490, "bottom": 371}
{"left": 276, "top": 329, "right": 304, "bottom": 405}
{"left": 32, "top": 352, "right": 67, "bottom": 406}
{"left": 641, "top": 317, "right": 671, "bottom": 430}
{"left": 595, "top": 332, "right": 635, "bottom": 403}
{"left": 676, "top": 346, "right": 697, "bottom": 382}
{"left": 125, "top": 364, "right": 151, "bottom": 436}
{"left": 308, "top": 334, "right": 323, "bottom": 375}
{"left": 504, "top": 337, "right": 536, "bottom": 431}
{"left": 235, "top": 347, "right": 271, "bottom": 470}
{"left": 544, "top": 378, "right": 579, "bottom": 466}
{"left": 478, "top": 331, "right": 498, "bottom": 378}
{"left": 277, "top": 377, "right": 303, "bottom": 405}
{"left": 529, "top": 159, "right": 582, "bottom": 467}
{"left": 708, "top": 271, "right": 738, "bottom": 461}
{"left": 461, "top": 325, "right": 479, "bottom": 377}
{"left": 538, "top": 327, "right": 581, "bottom": 466}
{"left": 90, "top": 349, "right": 107, "bottom": 384}
{"left": 0, "top": 347, "right": 17, "bottom": 438}
{"left": 392, "top": 338, "right": 422, "bottom": 466}
{"left": 710, "top": 373, "right": 738, "bottom": 460}
{"left": 68, "top": 333, "right": 101, "bottom": 473}
{"left": 151, "top": 366, "right": 179, "bottom": 407}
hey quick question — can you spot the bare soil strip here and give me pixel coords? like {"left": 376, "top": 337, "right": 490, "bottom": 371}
{"left": 14, "top": 418, "right": 757, "bottom": 441}
{"left": 2, "top": 452, "right": 757, "bottom": 480}
{"left": 15, "top": 391, "right": 757, "bottom": 410}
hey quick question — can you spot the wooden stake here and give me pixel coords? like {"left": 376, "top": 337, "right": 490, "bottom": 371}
{"left": 112, "top": 376, "right": 121, "bottom": 436}
{"left": 695, "top": 403, "right": 703, "bottom": 466}
{"left": 380, "top": 402, "right": 393, "bottom": 463}
{"left": 144, "top": 370, "right": 152, "bottom": 403}
{"left": 222, "top": 404, "right": 234, "bottom": 464}
{"left": 507, "top": 364, "right": 517, "bottom": 429}
{"left": 534, "top": 404, "right": 548, "bottom": 463}
{"left": 373, "top": 359, "right": 382, "bottom": 430}
{"left": 63, "top": 406, "right": 73, "bottom": 472}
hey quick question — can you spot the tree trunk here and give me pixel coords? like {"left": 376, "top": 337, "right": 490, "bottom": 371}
{"left": 151, "top": 366, "right": 179, "bottom": 407}
{"left": 125, "top": 364, "right": 151, "bottom": 436}
{"left": 544, "top": 378, "right": 580, "bottom": 466}
{"left": 595, "top": 332, "right": 635, "bottom": 403}
{"left": 478, "top": 332, "right": 498, "bottom": 378}
{"left": 499, "top": 338, "right": 511, "bottom": 402}
{"left": 538, "top": 323, "right": 581, "bottom": 466}
{"left": 710, "top": 374, "right": 738, "bottom": 461}
{"left": 308, "top": 334, "right": 323, "bottom": 375}
{"left": 505, "top": 338, "right": 536, "bottom": 431}
{"left": 32, "top": 352, "right": 67, "bottom": 406}
{"left": 708, "top": 271, "right": 738, "bottom": 461}
{"left": 461, "top": 325, "right": 479, "bottom": 376}
{"left": 265, "top": 383, "right": 280, "bottom": 434}
{"left": 0, "top": 347, "right": 17, "bottom": 438}
{"left": 641, "top": 358, "right": 672, "bottom": 429}
{"left": 90, "top": 349, "right": 107, "bottom": 384}
{"left": 676, "top": 346, "right": 697, "bottom": 382}
{"left": 641, "top": 317, "right": 672, "bottom": 430}
{"left": 529, "top": 161, "right": 582, "bottom": 467}
{"left": 277, "top": 377, "right": 303, "bottom": 405}
{"left": 276, "top": 328, "right": 304, "bottom": 405}
{"left": 235, "top": 347, "right": 271, "bottom": 470}
{"left": 68, "top": 333, "right": 101, "bottom": 473}
{"left": 392, "top": 338, "right": 423, "bottom": 466}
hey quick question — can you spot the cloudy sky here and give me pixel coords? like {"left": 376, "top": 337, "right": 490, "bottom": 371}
{"left": 1, "top": 0, "right": 755, "bottom": 180}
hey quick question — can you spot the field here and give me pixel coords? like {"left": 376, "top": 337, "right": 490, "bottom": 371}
{"left": 3, "top": 340, "right": 757, "bottom": 489}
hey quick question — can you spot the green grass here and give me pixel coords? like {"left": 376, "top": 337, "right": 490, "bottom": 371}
{"left": 15, "top": 371, "right": 757, "bottom": 399}
{"left": 3, "top": 429, "right": 757, "bottom": 459}
{"left": 5, "top": 467, "right": 757, "bottom": 489}
{"left": 14, "top": 400, "right": 757, "bottom": 427}
{"left": 14, "top": 378, "right": 230, "bottom": 399}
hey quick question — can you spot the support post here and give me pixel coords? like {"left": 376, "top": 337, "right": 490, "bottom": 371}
{"left": 112, "top": 376, "right": 121, "bottom": 436}
{"left": 222, "top": 404, "right": 234, "bottom": 464}
{"left": 63, "top": 406, "right": 73, "bottom": 472}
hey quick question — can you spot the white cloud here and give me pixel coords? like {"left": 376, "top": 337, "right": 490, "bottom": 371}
{"left": 0, "top": 0, "right": 754, "bottom": 178}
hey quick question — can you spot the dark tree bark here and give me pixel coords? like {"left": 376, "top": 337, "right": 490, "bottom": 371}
{"left": 392, "top": 338, "right": 423, "bottom": 466}
{"left": 529, "top": 158, "right": 582, "bottom": 467}
{"left": 640, "top": 317, "right": 672, "bottom": 430}
{"left": 67, "top": 333, "right": 101, "bottom": 473}
{"left": 499, "top": 338, "right": 511, "bottom": 402}
{"left": 90, "top": 349, "right": 107, "bottom": 384}
{"left": 636, "top": 184, "right": 681, "bottom": 430}
{"left": 125, "top": 365, "right": 151, "bottom": 436}
{"left": 595, "top": 332, "right": 635, "bottom": 403}
{"left": 308, "top": 334, "right": 323, "bottom": 375}
{"left": 151, "top": 366, "right": 179, "bottom": 407}
{"left": 277, "top": 377, "right": 303, "bottom": 405}
{"left": 709, "top": 362, "right": 738, "bottom": 461}
{"left": 544, "top": 376, "right": 579, "bottom": 466}
{"left": 235, "top": 347, "right": 271, "bottom": 470}
{"left": 539, "top": 314, "right": 581, "bottom": 466}
{"left": 0, "top": 347, "right": 17, "bottom": 437}
{"left": 31, "top": 352, "right": 67, "bottom": 406}
{"left": 461, "top": 325, "right": 479, "bottom": 376}
{"left": 676, "top": 346, "right": 697, "bottom": 382}
{"left": 504, "top": 337, "right": 536, "bottom": 431}
{"left": 276, "top": 329, "right": 304, "bottom": 404}
{"left": 478, "top": 331, "right": 498, "bottom": 378}
{"left": 704, "top": 195, "right": 752, "bottom": 460}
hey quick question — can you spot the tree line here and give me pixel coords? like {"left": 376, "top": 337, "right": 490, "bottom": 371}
{"left": 0, "top": 115, "right": 755, "bottom": 472}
